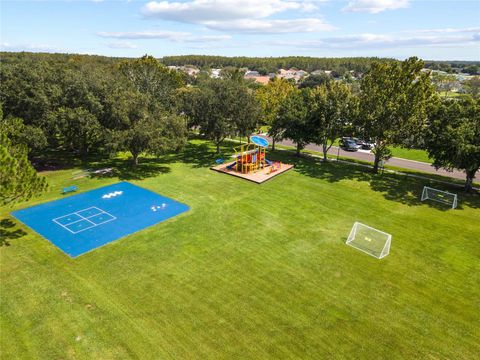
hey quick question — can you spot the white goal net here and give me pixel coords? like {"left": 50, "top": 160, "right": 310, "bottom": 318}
{"left": 421, "top": 186, "right": 457, "bottom": 209}
{"left": 346, "top": 222, "right": 391, "bottom": 259}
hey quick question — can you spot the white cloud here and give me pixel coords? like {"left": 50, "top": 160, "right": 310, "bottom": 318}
{"left": 205, "top": 18, "right": 334, "bottom": 33}
{"left": 98, "top": 30, "right": 189, "bottom": 40}
{"left": 0, "top": 41, "right": 60, "bottom": 52}
{"left": 104, "top": 41, "right": 138, "bottom": 49}
{"left": 263, "top": 28, "right": 480, "bottom": 50}
{"left": 412, "top": 27, "right": 480, "bottom": 34}
{"left": 185, "top": 34, "right": 232, "bottom": 42}
{"left": 140, "top": 0, "right": 332, "bottom": 34}
{"left": 141, "top": 0, "right": 316, "bottom": 21}
{"left": 343, "top": 0, "right": 410, "bottom": 14}
{"left": 97, "top": 30, "right": 231, "bottom": 42}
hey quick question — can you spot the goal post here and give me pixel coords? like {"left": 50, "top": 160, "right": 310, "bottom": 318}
{"left": 421, "top": 186, "right": 458, "bottom": 209}
{"left": 346, "top": 222, "right": 391, "bottom": 259}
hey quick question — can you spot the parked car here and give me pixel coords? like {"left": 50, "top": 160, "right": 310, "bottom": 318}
{"left": 361, "top": 141, "right": 374, "bottom": 150}
{"left": 356, "top": 139, "right": 374, "bottom": 150}
{"left": 339, "top": 138, "right": 360, "bottom": 151}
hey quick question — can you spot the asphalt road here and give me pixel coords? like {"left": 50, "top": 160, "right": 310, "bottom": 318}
{"left": 266, "top": 137, "right": 477, "bottom": 182}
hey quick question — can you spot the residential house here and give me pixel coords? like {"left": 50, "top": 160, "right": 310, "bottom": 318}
{"left": 278, "top": 68, "right": 309, "bottom": 82}
{"left": 211, "top": 68, "right": 221, "bottom": 78}
{"left": 245, "top": 70, "right": 260, "bottom": 77}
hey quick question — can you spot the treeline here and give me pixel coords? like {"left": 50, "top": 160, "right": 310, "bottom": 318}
{"left": 179, "top": 58, "right": 479, "bottom": 192}
{"left": 424, "top": 60, "right": 480, "bottom": 75}
{"left": 0, "top": 51, "right": 126, "bottom": 68}
{"left": 0, "top": 53, "right": 188, "bottom": 164}
{"left": 0, "top": 53, "right": 191, "bottom": 204}
{"left": 1, "top": 52, "right": 479, "bottom": 205}
{"left": 161, "top": 55, "right": 395, "bottom": 74}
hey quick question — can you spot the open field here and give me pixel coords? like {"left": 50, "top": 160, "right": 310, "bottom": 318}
{"left": 1, "top": 139, "right": 479, "bottom": 359}
{"left": 388, "top": 146, "right": 431, "bottom": 163}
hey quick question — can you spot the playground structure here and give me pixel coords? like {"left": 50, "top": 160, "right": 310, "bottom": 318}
{"left": 230, "top": 142, "right": 265, "bottom": 174}
{"left": 211, "top": 135, "right": 293, "bottom": 184}
{"left": 268, "top": 161, "right": 282, "bottom": 174}
{"left": 228, "top": 136, "right": 272, "bottom": 174}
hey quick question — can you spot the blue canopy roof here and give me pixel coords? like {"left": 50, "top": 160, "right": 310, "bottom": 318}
{"left": 250, "top": 135, "right": 269, "bottom": 148}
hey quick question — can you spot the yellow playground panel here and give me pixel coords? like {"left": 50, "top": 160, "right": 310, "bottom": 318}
{"left": 233, "top": 141, "right": 267, "bottom": 174}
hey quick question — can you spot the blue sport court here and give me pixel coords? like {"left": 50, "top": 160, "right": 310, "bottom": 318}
{"left": 11, "top": 182, "right": 189, "bottom": 257}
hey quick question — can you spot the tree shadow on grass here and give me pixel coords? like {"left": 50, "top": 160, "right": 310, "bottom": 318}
{"left": 33, "top": 148, "right": 173, "bottom": 180}
{"left": 459, "top": 193, "right": 480, "bottom": 210}
{"left": 271, "top": 149, "right": 480, "bottom": 210}
{"left": 170, "top": 141, "right": 218, "bottom": 168}
{"left": 293, "top": 154, "right": 373, "bottom": 184}
{"left": 0, "top": 219, "right": 27, "bottom": 247}
{"left": 87, "top": 137, "right": 220, "bottom": 180}
{"left": 369, "top": 169, "right": 480, "bottom": 210}
{"left": 88, "top": 158, "right": 171, "bottom": 181}
{"left": 165, "top": 137, "right": 236, "bottom": 169}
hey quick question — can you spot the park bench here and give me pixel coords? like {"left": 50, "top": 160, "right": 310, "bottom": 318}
{"left": 62, "top": 185, "right": 78, "bottom": 194}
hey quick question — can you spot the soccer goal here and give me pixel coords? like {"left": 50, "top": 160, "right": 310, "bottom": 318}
{"left": 346, "top": 222, "right": 392, "bottom": 259}
{"left": 421, "top": 186, "right": 458, "bottom": 209}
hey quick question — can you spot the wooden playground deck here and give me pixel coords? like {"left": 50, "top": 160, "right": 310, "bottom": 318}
{"left": 211, "top": 161, "right": 294, "bottom": 184}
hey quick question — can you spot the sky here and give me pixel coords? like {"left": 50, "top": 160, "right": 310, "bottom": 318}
{"left": 1, "top": 0, "right": 479, "bottom": 60}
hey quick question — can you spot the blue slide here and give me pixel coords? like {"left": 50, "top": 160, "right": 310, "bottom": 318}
{"left": 226, "top": 161, "right": 236, "bottom": 170}
{"left": 265, "top": 159, "right": 273, "bottom": 166}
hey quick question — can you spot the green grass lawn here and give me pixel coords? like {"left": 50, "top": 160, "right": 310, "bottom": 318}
{"left": 437, "top": 91, "right": 469, "bottom": 99}
{"left": 1, "top": 139, "right": 479, "bottom": 359}
{"left": 388, "top": 146, "right": 432, "bottom": 163}
{"left": 259, "top": 125, "right": 270, "bottom": 133}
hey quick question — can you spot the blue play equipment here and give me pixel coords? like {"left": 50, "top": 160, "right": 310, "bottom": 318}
{"left": 226, "top": 161, "right": 237, "bottom": 170}
{"left": 250, "top": 135, "right": 269, "bottom": 148}
{"left": 11, "top": 182, "right": 189, "bottom": 258}
{"left": 62, "top": 185, "right": 78, "bottom": 194}
{"left": 265, "top": 159, "right": 273, "bottom": 166}
{"left": 215, "top": 158, "right": 224, "bottom": 164}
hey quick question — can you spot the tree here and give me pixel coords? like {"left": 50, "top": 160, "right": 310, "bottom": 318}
{"left": 161, "top": 54, "right": 393, "bottom": 74}
{"left": 105, "top": 89, "right": 187, "bottom": 165}
{"left": 425, "top": 97, "right": 480, "bottom": 192}
{"left": 309, "top": 81, "right": 355, "bottom": 161}
{"left": 234, "top": 89, "right": 262, "bottom": 143}
{"left": 0, "top": 60, "right": 61, "bottom": 126}
{"left": 298, "top": 73, "right": 332, "bottom": 89}
{"left": 118, "top": 55, "right": 183, "bottom": 110}
{"left": 1, "top": 115, "right": 47, "bottom": 157}
{"left": 220, "top": 67, "right": 245, "bottom": 82}
{"left": 185, "top": 78, "right": 260, "bottom": 153}
{"left": 112, "top": 114, "right": 187, "bottom": 166}
{"left": 257, "top": 67, "right": 268, "bottom": 76}
{"left": 464, "top": 76, "right": 480, "bottom": 98}
{"left": 431, "top": 72, "right": 459, "bottom": 97}
{"left": 357, "top": 57, "right": 435, "bottom": 172}
{"left": 0, "top": 110, "right": 47, "bottom": 205}
{"left": 463, "top": 65, "right": 480, "bottom": 76}
{"left": 275, "top": 88, "right": 312, "bottom": 156}
{"left": 256, "top": 78, "right": 295, "bottom": 150}
{"left": 49, "top": 107, "right": 103, "bottom": 160}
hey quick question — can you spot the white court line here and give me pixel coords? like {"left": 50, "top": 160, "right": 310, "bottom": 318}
{"left": 53, "top": 206, "right": 102, "bottom": 225}
{"left": 52, "top": 218, "right": 78, "bottom": 234}
{"left": 52, "top": 206, "right": 116, "bottom": 234}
